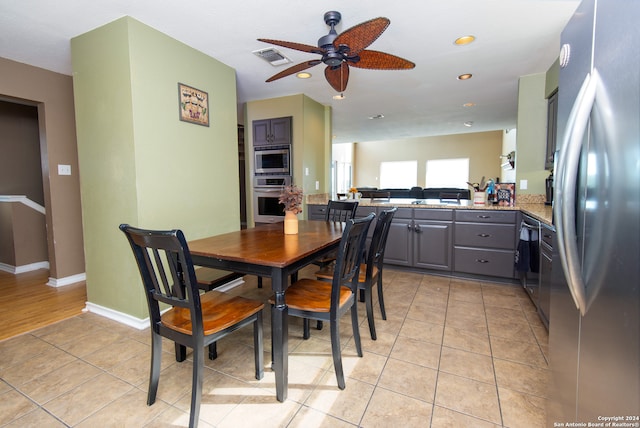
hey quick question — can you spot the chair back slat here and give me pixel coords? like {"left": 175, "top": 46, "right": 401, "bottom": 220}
{"left": 325, "top": 200, "right": 359, "bottom": 222}
{"left": 367, "top": 207, "right": 398, "bottom": 274}
{"left": 120, "top": 224, "right": 203, "bottom": 330}
{"left": 331, "top": 213, "right": 375, "bottom": 312}
{"left": 149, "top": 247, "right": 176, "bottom": 298}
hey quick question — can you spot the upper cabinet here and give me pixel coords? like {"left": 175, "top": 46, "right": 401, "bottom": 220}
{"left": 545, "top": 90, "right": 558, "bottom": 170}
{"left": 253, "top": 116, "right": 292, "bottom": 146}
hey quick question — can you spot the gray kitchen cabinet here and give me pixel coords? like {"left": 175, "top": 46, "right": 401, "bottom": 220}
{"left": 453, "top": 210, "right": 517, "bottom": 278}
{"left": 384, "top": 208, "right": 453, "bottom": 271}
{"left": 307, "top": 204, "right": 327, "bottom": 220}
{"left": 252, "top": 117, "right": 292, "bottom": 146}
{"left": 307, "top": 202, "right": 368, "bottom": 221}
{"left": 355, "top": 206, "right": 378, "bottom": 245}
{"left": 383, "top": 208, "right": 412, "bottom": 266}
{"left": 545, "top": 90, "right": 558, "bottom": 170}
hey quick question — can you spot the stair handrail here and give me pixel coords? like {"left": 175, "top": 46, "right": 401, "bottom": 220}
{"left": 0, "top": 195, "right": 46, "bottom": 215}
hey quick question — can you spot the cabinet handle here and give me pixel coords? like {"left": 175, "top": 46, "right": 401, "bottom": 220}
{"left": 414, "top": 224, "right": 422, "bottom": 233}
{"left": 478, "top": 215, "right": 491, "bottom": 219}
{"left": 543, "top": 233, "right": 552, "bottom": 239}
{"left": 477, "top": 233, "right": 491, "bottom": 238}
{"left": 407, "top": 224, "right": 412, "bottom": 231}
{"left": 475, "top": 259, "right": 490, "bottom": 263}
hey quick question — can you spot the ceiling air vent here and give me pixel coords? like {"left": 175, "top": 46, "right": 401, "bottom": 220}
{"left": 252, "top": 48, "right": 292, "bottom": 66}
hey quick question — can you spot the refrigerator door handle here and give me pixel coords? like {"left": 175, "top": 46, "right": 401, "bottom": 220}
{"left": 555, "top": 70, "right": 598, "bottom": 316}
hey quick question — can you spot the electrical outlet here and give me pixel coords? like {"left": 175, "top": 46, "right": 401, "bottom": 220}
{"left": 305, "top": 167, "right": 309, "bottom": 176}
{"left": 315, "top": 181, "right": 320, "bottom": 190}
{"left": 58, "top": 164, "right": 71, "bottom": 175}
{"left": 520, "top": 179, "right": 528, "bottom": 190}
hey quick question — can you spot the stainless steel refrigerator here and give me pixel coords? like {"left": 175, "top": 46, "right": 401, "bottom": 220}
{"left": 549, "top": 0, "right": 640, "bottom": 424}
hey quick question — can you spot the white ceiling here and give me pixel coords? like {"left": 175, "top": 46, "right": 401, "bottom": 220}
{"left": 0, "top": 0, "right": 579, "bottom": 144}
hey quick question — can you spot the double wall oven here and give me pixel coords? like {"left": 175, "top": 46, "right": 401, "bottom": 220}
{"left": 253, "top": 175, "right": 291, "bottom": 223}
{"left": 252, "top": 145, "right": 292, "bottom": 224}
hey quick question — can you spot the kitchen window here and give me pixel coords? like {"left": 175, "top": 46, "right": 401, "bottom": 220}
{"left": 425, "top": 158, "right": 469, "bottom": 188}
{"left": 380, "top": 161, "right": 417, "bottom": 188}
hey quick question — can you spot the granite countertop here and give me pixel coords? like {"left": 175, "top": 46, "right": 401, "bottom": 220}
{"left": 306, "top": 195, "right": 554, "bottom": 226}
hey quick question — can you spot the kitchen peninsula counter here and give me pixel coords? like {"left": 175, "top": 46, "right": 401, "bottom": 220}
{"left": 307, "top": 195, "right": 553, "bottom": 281}
{"left": 306, "top": 195, "right": 553, "bottom": 226}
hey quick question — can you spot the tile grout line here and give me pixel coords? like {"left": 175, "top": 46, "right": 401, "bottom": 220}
{"left": 427, "top": 275, "right": 451, "bottom": 428}
{"left": 482, "top": 283, "right": 507, "bottom": 428}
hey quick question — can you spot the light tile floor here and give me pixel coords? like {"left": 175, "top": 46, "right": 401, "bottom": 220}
{"left": 0, "top": 268, "right": 550, "bottom": 427}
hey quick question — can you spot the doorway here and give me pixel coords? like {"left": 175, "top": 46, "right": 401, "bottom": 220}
{"left": 0, "top": 100, "right": 49, "bottom": 273}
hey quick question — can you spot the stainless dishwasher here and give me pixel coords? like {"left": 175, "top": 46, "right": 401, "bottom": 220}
{"left": 516, "top": 214, "right": 541, "bottom": 306}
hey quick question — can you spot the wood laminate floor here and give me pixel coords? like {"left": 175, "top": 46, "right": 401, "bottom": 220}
{"left": 0, "top": 269, "right": 87, "bottom": 341}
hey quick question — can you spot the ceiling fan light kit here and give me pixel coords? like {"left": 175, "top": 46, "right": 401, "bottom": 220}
{"left": 258, "top": 11, "right": 415, "bottom": 92}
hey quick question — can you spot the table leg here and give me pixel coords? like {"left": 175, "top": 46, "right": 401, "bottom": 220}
{"left": 271, "top": 270, "right": 288, "bottom": 402}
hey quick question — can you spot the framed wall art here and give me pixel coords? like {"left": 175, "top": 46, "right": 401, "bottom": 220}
{"left": 178, "top": 83, "right": 209, "bottom": 126}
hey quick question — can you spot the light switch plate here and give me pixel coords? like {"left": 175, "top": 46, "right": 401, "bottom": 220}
{"left": 58, "top": 164, "right": 71, "bottom": 175}
{"left": 520, "top": 179, "right": 528, "bottom": 190}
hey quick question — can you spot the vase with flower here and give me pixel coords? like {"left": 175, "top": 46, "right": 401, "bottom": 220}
{"left": 348, "top": 187, "right": 361, "bottom": 200}
{"left": 279, "top": 184, "right": 303, "bottom": 235}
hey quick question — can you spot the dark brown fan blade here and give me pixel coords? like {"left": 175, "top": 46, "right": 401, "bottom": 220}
{"left": 333, "top": 17, "right": 390, "bottom": 55}
{"left": 258, "top": 38, "right": 325, "bottom": 55}
{"left": 265, "top": 60, "right": 322, "bottom": 82}
{"left": 349, "top": 50, "right": 415, "bottom": 70}
{"left": 325, "top": 63, "right": 350, "bottom": 92}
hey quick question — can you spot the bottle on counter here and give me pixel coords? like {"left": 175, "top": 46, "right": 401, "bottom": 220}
{"left": 486, "top": 179, "right": 495, "bottom": 204}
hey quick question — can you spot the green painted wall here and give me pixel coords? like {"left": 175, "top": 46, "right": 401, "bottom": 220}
{"left": 545, "top": 58, "right": 560, "bottom": 98}
{"left": 302, "top": 96, "right": 329, "bottom": 196}
{"left": 72, "top": 17, "right": 239, "bottom": 319}
{"left": 516, "top": 73, "right": 548, "bottom": 195}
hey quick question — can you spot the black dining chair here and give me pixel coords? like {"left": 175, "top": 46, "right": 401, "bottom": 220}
{"left": 119, "top": 224, "right": 264, "bottom": 428}
{"left": 307, "top": 200, "right": 360, "bottom": 332}
{"left": 326, "top": 200, "right": 359, "bottom": 222}
{"left": 316, "top": 207, "right": 397, "bottom": 340}
{"left": 312, "top": 200, "right": 359, "bottom": 268}
{"left": 269, "top": 213, "right": 375, "bottom": 389}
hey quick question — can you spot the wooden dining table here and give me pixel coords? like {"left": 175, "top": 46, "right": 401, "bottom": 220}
{"left": 188, "top": 220, "right": 345, "bottom": 402}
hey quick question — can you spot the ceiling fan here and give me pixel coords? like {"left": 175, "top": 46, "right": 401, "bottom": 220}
{"left": 258, "top": 11, "right": 415, "bottom": 92}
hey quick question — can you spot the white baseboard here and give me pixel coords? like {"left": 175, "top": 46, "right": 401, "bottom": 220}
{"left": 84, "top": 302, "right": 150, "bottom": 330}
{"left": 83, "top": 277, "right": 245, "bottom": 330}
{"left": 212, "top": 277, "right": 245, "bottom": 292}
{"left": 0, "top": 261, "right": 50, "bottom": 274}
{"left": 47, "top": 272, "right": 87, "bottom": 287}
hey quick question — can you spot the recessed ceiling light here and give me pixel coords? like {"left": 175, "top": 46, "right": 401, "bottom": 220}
{"left": 333, "top": 93, "right": 346, "bottom": 100}
{"left": 368, "top": 114, "right": 385, "bottom": 120}
{"left": 457, "top": 73, "right": 473, "bottom": 80}
{"left": 297, "top": 72, "right": 312, "bottom": 79}
{"left": 464, "top": 121, "right": 474, "bottom": 127}
{"left": 454, "top": 35, "right": 476, "bottom": 46}
{"left": 463, "top": 102, "right": 476, "bottom": 107}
